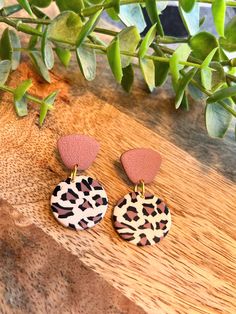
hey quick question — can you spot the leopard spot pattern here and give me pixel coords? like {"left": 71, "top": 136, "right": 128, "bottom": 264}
{"left": 113, "top": 192, "right": 171, "bottom": 246}
{"left": 51, "top": 175, "right": 108, "bottom": 230}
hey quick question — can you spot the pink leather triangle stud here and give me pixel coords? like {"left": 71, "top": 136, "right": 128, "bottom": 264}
{"left": 57, "top": 134, "right": 100, "bottom": 170}
{"left": 121, "top": 148, "right": 162, "bottom": 184}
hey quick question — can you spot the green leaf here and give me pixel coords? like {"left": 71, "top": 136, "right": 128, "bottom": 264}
{"left": 153, "top": 46, "right": 169, "bottom": 87}
{"left": 0, "top": 28, "right": 21, "bottom": 70}
{"left": 199, "top": 16, "right": 206, "bottom": 27}
{"left": 0, "top": 0, "right": 4, "bottom": 10}
{"left": 14, "top": 96, "right": 28, "bottom": 117}
{"left": 13, "top": 79, "right": 32, "bottom": 117}
{"left": 180, "top": 92, "right": 189, "bottom": 111}
{"left": 154, "top": 61, "right": 169, "bottom": 87}
{"left": 55, "top": 47, "right": 71, "bottom": 67}
{"left": 190, "top": 32, "right": 219, "bottom": 60}
{"left": 207, "top": 85, "right": 236, "bottom": 103}
{"left": 48, "top": 11, "right": 83, "bottom": 46}
{"left": 29, "top": 51, "right": 51, "bottom": 83}
{"left": 39, "top": 103, "right": 48, "bottom": 126}
{"left": 106, "top": 8, "right": 119, "bottom": 21}
{"left": 202, "top": 47, "right": 218, "bottom": 68}
{"left": 139, "top": 58, "right": 155, "bottom": 92}
{"left": 188, "top": 83, "right": 205, "bottom": 100}
{"left": 138, "top": 23, "right": 156, "bottom": 59}
{"left": 201, "top": 47, "right": 218, "bottom": 90}
{"left": 175, "top": 68, "right": 197, "bottom": 109}
{"left": 14, "top": 79, "right": 32, "bottom": 101}
{"left": 119, "top": 4, "right": 146, "bottom": 33}
{"left": 113, "top": 0, "right": 120, "bottom": 14}
{"left": 175, "top": 44, "right": 191, "bottom": 71}
{"left": 0, "top": 60, "right": 11, "bottom": 85}
{"left": 205, "top": 99, "right": 233, "bottom": 138}
{"left": 169, "top": 43, "right": 191, "bottom": 89}
{"left": 31, "top": 5, "right": 49, "bottom": 18}
{"left": 55, "top": 0, "right": 84, "bottom": 13}
{"left": 17, "top": 0, "right": 33, "bottom": 16}
{"left": 180, "top": 0, "right": 195, "bottom": 12}
{"left": 30, "top": 0, "right": 51, "bottom": 7}
{"left": 145, "top": 0, "right": 164, "bottom": 36}
{"left": 118, "top": 26, "right": 140, "bottom": 67}
{"left": 121, "top": 64, "right": 134, "bottom": 92}
{"left": 44, "top": 90, "right": 58, "bottom": 105}
{"left": 179, "top": 2, "right": 200, "bottom": 35}
{"left": 211, "top": 62, "right": 225, "bottom": 91}
{"left": 39, "top": 90, "right": 58, "bottom": 126}
{"left": 41, "top": 28, "right": 54, "bottom": 70}
{"left": 0, "top": 4, "right": 22, "bottom": 16}
{"left": 169, "top": 53, "right": 179, "bottom": 90}
{"left": 76, "top": 9, "right": 102, "bottom": 48}
{"left": 76, "top": 45, "right": 96, "bottom": 81}
{"left": 212, "top": 0, "right": 226, "bottom": 37}
{"left": 107, "top": 37, "right": 123, "bottom": 83}
{"left": 219, "top": 47, "right": 228, "bottom": 62}
{"left": 219, "top": 16, "right": 236, "bottom": 52}
{"left": 156, "top": 2, "right": 168, "bottom": 13}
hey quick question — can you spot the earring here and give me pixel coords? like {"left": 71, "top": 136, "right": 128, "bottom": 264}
{"left": 51, "top": 134, "right": 108, "bottom": 231}
{"left": 113, "top": 148, "right": 171, "bottom": 246}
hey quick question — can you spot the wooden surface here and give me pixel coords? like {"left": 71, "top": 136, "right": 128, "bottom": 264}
{"left": 0, "top": 199, "right": 145, "bottom": 314}
{"left": 0, "top": 53, "right": 235, "bottom": 314}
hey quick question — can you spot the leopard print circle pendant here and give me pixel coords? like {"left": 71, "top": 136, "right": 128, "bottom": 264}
{"left": 113, "top": 192, "right": 171, "bottom": 246}
{"left": 51, "top": 175, "right": 108, "bottom": 230}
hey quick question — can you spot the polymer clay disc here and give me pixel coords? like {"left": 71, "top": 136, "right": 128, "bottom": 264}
{"left": 51, "top": 175, "right": 108, "bottom": 230}
{"left": 113, "top": 192, "right": 171, "bottom": 246}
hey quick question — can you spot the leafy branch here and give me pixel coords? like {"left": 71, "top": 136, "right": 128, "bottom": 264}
{"left": 0, "top": 0, "right": 236, "bottom": 137}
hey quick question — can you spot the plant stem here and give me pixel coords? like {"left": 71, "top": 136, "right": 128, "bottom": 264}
{"left": 156, "top": 35, "right": 189, "bottom": 44}
{"left": 14, "top": 39, "right": 203, "bottom": 69}
{"left": 84, "top": 43, "right": 107, "bottom": 52}
{"left": 226, "top": 73, "right": 236, "bottom": 83}
{"left": 86, "top": 43, "right": 202, "bottom": 68}
{"left": 0, "top": 17, "right": 42, "bottom": 36}
{"left": 94, "top": 27, "right": 118, "bottom": 36}
{"left": 190, "top": 78, "right": 236, "bottom": 117}
{"left": 14, "top": 47, "right": 31, "bottom": 52}
{"left": 0, "top": 85, "right": 14, "bottom": 93}
{"left": 0, "top": 84, "right": 43, "bottom": 105}
{"left": 4, "top": 16, "right": 189, "bottom": 44}
{"left": 95, "top": 28, "right": 189, "bottom": 43}
{"left": 161, "top": 44, "right": 232, "bottom": 67}
{"left": 26, "top": 93, "right": 44, "bottom": 104}
{"left": 6, "top": 16, "right": 50, "bottom": 24}
{"left": 159, "top": 44, "right": 236, "bottom": 81}
{"left": 75, "top": 42, "right": 201, "bottom": 68}
{"left": 3, "top": 15, "right": 233, "bottom": 74}
{"left": 81, "top": 0, "right": 236, "bottom": 16}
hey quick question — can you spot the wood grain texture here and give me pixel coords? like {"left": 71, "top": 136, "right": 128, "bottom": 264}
{"left": 0, "top": 56, "right": 235, "bottom": 314}
{"left": 0, "top": 200, "right": 145, "bottom": 314}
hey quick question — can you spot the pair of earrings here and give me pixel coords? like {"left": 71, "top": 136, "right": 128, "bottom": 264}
{"left": 51, "top": 135, "right": 171, "bottom": 246}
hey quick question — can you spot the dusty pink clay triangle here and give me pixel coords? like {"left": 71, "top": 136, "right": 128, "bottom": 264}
{"left": 121, "top": 148, "right": 162, "bottom": 184}
{"left": 57, "top": 134, "right": 100, "bottom": 170}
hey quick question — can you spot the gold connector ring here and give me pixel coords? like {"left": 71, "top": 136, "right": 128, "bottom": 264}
{"left": 70, "top": 164, "right": 78, "bottom": 182}
{"left": 134, "top": 180, "right": 145, "bottom": 198}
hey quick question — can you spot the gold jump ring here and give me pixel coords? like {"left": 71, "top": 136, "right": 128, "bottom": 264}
{"left": 70, "top": 164, "right": 78, "bottom": 182}
{"left": 134, "top": 180, "right": 145, "bottom": 198}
